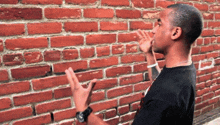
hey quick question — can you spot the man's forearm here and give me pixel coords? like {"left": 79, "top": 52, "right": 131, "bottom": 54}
{"left": 87, "top": 113, "right": 108, "bottom": 125}
{"left": 145, "top": 52, "right": 161, "bottom": 81}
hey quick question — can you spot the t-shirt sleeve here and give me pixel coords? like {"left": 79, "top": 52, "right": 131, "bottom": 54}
{"left": 132, "top": 99, "right": 179, "bottom": 125}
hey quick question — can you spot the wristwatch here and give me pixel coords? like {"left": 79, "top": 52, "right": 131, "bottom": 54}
{"left": 76, "top": 107, "right": 93, "bottom": 122}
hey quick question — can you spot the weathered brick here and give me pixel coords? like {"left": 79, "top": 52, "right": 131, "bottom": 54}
{"left": 0, "top": 106, "right": 32, "bottom": 123}
{"left": 118, "top": 32, "right": 138, "bottom": 43}
{"left": 0, "top": 0, "right": 18, "bottom": 4}
{"left": 51, "top": 35, "right": 83, "bottom": 47}
{"left": 120, "top": 112, "right": 136, "bottom": 122}
{"left": 65, "top": 22, "right": 98, "bottom": 32}
{"left": 126, "top": 44, "right": 138, "bottom": 53}
{"left": 118, "top": 105, "right": 129, "bottom": 115}
{"left": 80, "top": 48, "right": 95, "bottom": 58}
{"left": 106, "top": 66, "right": 132, "bottom": 77}
{"left": 54, "top": 87, "right": 72, "bottom": 99}
{"left": 201, "top": 29, "right": 214, "bottom": 37}
{"left": 53, "top": 60, "right": 87, "bottom": 73}
{"left": 112, "top": 44, "right": 124, "bottom": 54}
{"left": 120, "top": 73, "right": 143, "bottom": 85}
{"left": 0, "top": 81, "right": 30, "bottom": 96}
{"left": 84, "top": 8, "right": 114, "bottom": 18}
{"left": 91, "top": 91, "right": 105, "bottom": 102}
{"left": 90, "top": 99, "right": 117, "bottom": 112}
{"left": 97, "top": 46, "right": 110, "bottom": 57}
{"left": 32, "top": 75, "right": 68, "bottom": 90}
{"left": 100, "top": 21, "right": 128, "bottom": 31}
{"left": 93, "top": 78, "right": 118, "bottom": 91}
{"left": 28, "top": 22, "right": 62, "bottom": 35}
{"left": 0, "top": 8, "right": 42, "bottom": 20}
{"left": 22, "top": 0, "right": 62, "bottom": 4}
{"left": 202, "top": 12, "right": 214, "bottom": 20}
{"left": 66, "top": 0, "right": 98, "bottom": 5}
{"left": 44, "top": 50, "right": 61, "bottom": 61}
{"left": 0, "top": 69, "right": 9, "bottom": 82}
{"left": 102, "top": 0, "right": 129, "bottom": 6}
{"left": 131, "top": 0, "right": 154, "bottom": 8}
{"left": 0, "top": 24, "right": 24, "bottom": 36}
{"left": 196, "top": 88, "right": 210, "bottom": 96}
{"left": 13, "top": 90, "right": 53, "bottom": 106}
{"left": 76, "top": 70, "right": 103, "bottom": 82}
{"left": 0, "top": 98, "right": 12, "bottom": 110}
{"left": 45, "top": 8, "right": 80, "bottom": 19}
{"left": 11, "top": 65, "right": 51, "bottom": 79}
{"left": 208, "top": 21, "right": 220, "bottom": 28}
{"left": 24, "top": 51, "right": 43, "bottom": 64}
{"left": 3, "top": 53, "right": 23, "bottom": 66}
{"left": 36, "top": 98, "right": 71, "bottom": 114}
{"left": 210, "top": 5, "right": 220, "bottom": 11}
{"left": 156, "top": 1, "right": 175, "bottom": 8}
{"left": 105, "top": 117, "right": 120, "bottom": 125}
{"left": 194, "top": 3, "right": 209, "bottom": 11}
{"left": 53, "top": 108, "right": 76, "bottom": 122}
{"left": 134, "top": 81, "right": 151, "bottom": 92}
{"left": 107, "top": 85, "right": 132, "bottom": 98}
{"left": 105, "top": 109, "right": 117, "bottom": 119}
{"left": 0, "top": 40, "right": 3, "bottom": 52}
{"left": 130, "top": 21, "right": 153, "bottom": 30}
{"left": 86, "top": 34, "right": 116, "bottom": 45}
{"left": 12, "top": 113, "right": 51, "bottom": 125}
{"left": 5, "top": 37, "right": 48, "bottom": 50}
{"left": 116, "top": 9, "right": 141, "bottom": 19}
{"left": 215, "top": 13, "right": 220, "bottom": 19}
{"left": 121, "top": 54, "right": 145, "bottom": 64}
{"left": 131, "top": 101, "right": 140, "bottom": 111}
{"left": 133, "top": 62, "right": 148, "bottom": 73}
{"left": 90, "top": 56, "right": 118, "bottom": 68}
{"left": 62, "top": 49, "right": 78, "bottom": 60}
{"left": 143, "top": 10, "right": 160, "bottom": 19}
{"left": 119, "top": 93, "right": 142, "bottom": 105}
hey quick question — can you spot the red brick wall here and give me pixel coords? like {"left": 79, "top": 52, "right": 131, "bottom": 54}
{"left": 0, "top": 0, "right": 219, "bottom": 124}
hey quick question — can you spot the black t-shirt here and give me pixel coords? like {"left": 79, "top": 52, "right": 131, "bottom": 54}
{"left": 133, "top": 63, "right": 196, "bottom": 125}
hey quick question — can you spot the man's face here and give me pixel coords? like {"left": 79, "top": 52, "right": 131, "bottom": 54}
{"left": 152, "top": 9, "right": 174, "bottom": 54}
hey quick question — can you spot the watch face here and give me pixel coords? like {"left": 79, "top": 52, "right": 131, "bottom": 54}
{"left": 77, "top": 112, "right": 85, "bottom": 122}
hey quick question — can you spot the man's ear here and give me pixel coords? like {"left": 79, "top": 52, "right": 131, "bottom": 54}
{"left": 171, "top": 27, "right": 182, "bottom": 40}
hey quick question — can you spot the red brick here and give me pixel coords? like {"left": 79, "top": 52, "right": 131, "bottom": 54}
{"left": 51, "top": 35, "right": 83, "bottom": 47}
{"left": 13, "top": 114, "right": 51, "bottom": 125}
{"left": 0, "top": 98, "right": 12, "bottom": 110}
{"left": 120, "top": 112, "right": 136, "bottom": 122}
{"left": 210, "top": 5, "right": 220, "bottom": 11}
{"left": 200, "top": 45, "right": 214, "bottom": 53}
{"left": 97, "top": 46, "right": 110, "bottom": 57}
{"left": 208, "top": 21, "right": 220, "bottom": 28}
{"left": 59, "top": 120, "right": 75, "bottom": 125}
{"left": 203, "top": 0, "right": 215, "bottom": 2}
{"left": 194, "top": 3, "right": 209, "bottom": 11}
{"left": 112, "top": 44, "right": 124, "bottom": 54}
{"left": 196, "top": 38, "right": 203, "bottom": 45}
{"left": 131, "top": 0, "right": 154, "bottom": 8}
{"left": 201, "top": 29, "right": 214, "bottom": 37}
{"left": 11, "top": 65, "right": 50, "bottom": 79}
{"left": 91, "top": 91, "right": 105, "bottom": 102}
{"left": 65, "top": 22, "right": 98, "bottom": 32}
{"left": 93, "top": 78, "right": 118, "bottom": 91}
{"left": 24, "top": 51, "right": 43, "bottom": 64}
{"left": 84, "top": 8, "right": 114, "bottom": 18}
{"left": 143, "top": 10, "right": 160, "bottom": 19}
{"left": 202, "top": 13, "right": 214, "bottom": 20}
{"left": 0, "top": 69, "right": 9, "bottom": 82}
{"left": 54, "top": 87, "right": 72, "bottom": 99}
{"left": 202, "top": 92, "right": 214, "bottom": 101}
{"left": 90, "top": 99, "right": 117, "bottom": 112}
{"left": 62, "top": 49, "right": 78, "bottom": 60}
{"left": 116, "top": 9, "right": 141, "bottom": 19}
{"left": 131, "top": 101, "right": 140, "bottom": 111}
{"left": 0, "top": 81, "right": 30, "bottom": 96}
{"left": 100, "top": 21, "right": 128, "bottom": 31}
{"left": 201, "top": 105, "right": 213, "bottom": 114}
{"left": 215, "top": 90, "right": 220, "bottom": 96}
{"left": 53, "top": 108, "right": 76, "bottom": 122}
{"left": 22, "top": 0, "right": 62, "bottom": 4}
{"left": 130, "top": 21, "right": 153, "bottom": 30}
{"left": 3, "top": 53, "right": 23, "bottom": 66}
{"left": 28, "top": 22, "right": 62, "bottom": 35}
{"left": 195, "top": 97, "right": 202, "bottom": 104}
{"left": 0, "top": 40, "right": 3, "bottom": 52}
{"left": 80, "top": 48, "right": 95, "bottom": 58}
{"left": 121, "top": 54, "right": 145, "bottom": 64}
{"left": 106, "top": 66, "right": 132, "bottom": 77}
{"left": 102, "top": 0, "right": 129, "bottom": 6}
{"left": 156, "top": 1, "right": 175, "bottom": 8}
{"left": 120, "top": 74, "right": 143, "bottom": 85}
{"left": 196, "top": 82, "right": 206, "bottom": 90}
{"left": 32, "top": 75, "right": 68, "bottom": 90}
{"left": 133, "top": 62, "right": 148, "bottom": 73}
{"left": 107, "top": 85, "right": 133, "bottom": 98}
{"left": 0, "top": 106, "right": 32, "bottom": 123}
{"left": 76, "top": 70, "right": 103, "bottom": 82}
{"left": 105, "top": 109, "right": 117, "bottom": 119}
{"left": 90, "top": 56, "right": 118, "bottom": 68}
{"left": 118, "top": 105, "right": 129, "bottom": 115}
{"left": 13, "top": 90, "right": 52, "bottom": 106}
{"left": 0, "top": 24, "right": 24, "bottom": 36}
{"left": 192, "top": 47, "right": 200, "bottom": 54}
{"left": 119, "top": 93, "right": 142, "bottom": 105}
{"left": 45, "top": 8, "right": 80, "bottom": 19}
{"left": 5, "top": 37, "right": 48, "bottom": 50}
{"left": 44, "top": 50, "right": 61, "bottom": 61}
{"left": 118, "top": 32, "right": 138, "bottom": 43}
{"left": 199, "top": 74, "right": 212, "bottom": 82}
{"left": 0, "top": 0, "right": 18, "bottom": 4}
{"left": 66, "top": 0, "right": 98, "bottom": 5}
{"left": 36, "top": 98, "right": 71, "bottom": 114}
{"left": 196, "top": 88, "right": 210, "bottom": 96}
{"left": 105, "top": 117, "right": 120, "bottom": 125}
{"left": 134, "top": 81, "right": 151, "bottom": 92}
{"left": 192, "top": 54, "right": 206, "bottom": 62}
{"left": 53, "top": 60, "right": 87, "bottom": 73}
{"left": 86, "top": 34, "right": 116, "bottom": 45}
{"left": 215, "top": 13, "right": 220, "bottom": 19}
{"left": 126, "top": 44, "right": 138, "bottom": 53}
{"left": 0, "top": 8, "right": 42, "bottom": 20}
{"left": 210, "top": 84, "right": 220, "bottom": 91}
{"left": 203, "top": 37, "right": 211, "bottom": 45}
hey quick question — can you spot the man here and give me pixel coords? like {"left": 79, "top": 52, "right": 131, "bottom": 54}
{"left": 65, "top": 4, "right": 203, "bottom": 125}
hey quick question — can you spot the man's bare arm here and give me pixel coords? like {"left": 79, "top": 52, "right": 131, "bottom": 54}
{"left": 87, "top": 113, "right": 108, "bottom": 125}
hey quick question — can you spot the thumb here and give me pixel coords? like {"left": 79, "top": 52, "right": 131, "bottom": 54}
{"left": 87, "top": 79, "right": 97, "bottom": 92}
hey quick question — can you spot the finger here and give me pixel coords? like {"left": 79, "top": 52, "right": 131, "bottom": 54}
{"left": 140, "top": 30, "right": 147, "bottom": 39}
{"left": 137, "top": 30, "right": 143, "bottom": 39}
{"left": 65, "top": 70, "right": 75, "bottom": 91}
{"left": 68, "top": 67, "right": 81, "bottom": 89}
{"left": 87, "top": 79, "right": 97, "bottom": 93}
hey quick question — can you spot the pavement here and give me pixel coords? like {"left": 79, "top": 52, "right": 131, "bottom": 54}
{"left": 203, "top": 117, "right": 220, "bottom": 125}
